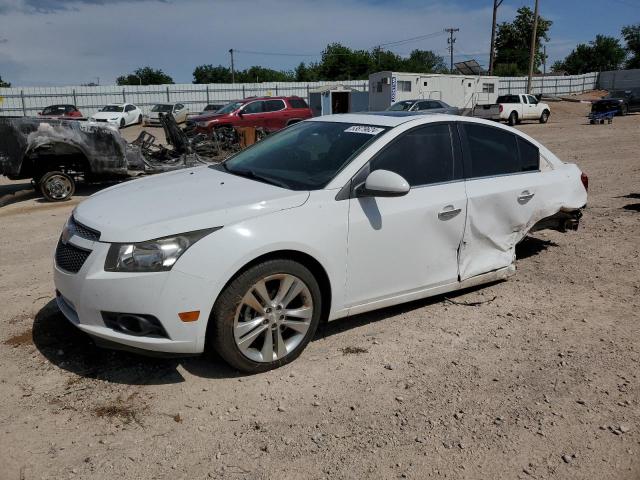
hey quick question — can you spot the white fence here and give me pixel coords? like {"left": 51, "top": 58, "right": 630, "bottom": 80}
{"left": 0, "top": 81, "right": 369, "bottom": 117}
{"left": 498, "top": 72, "right": 598, "bottom": 96}
{"left": 598, "top": 69, "right": 640, "bottom": 91}
{"left": 0, "top": 73, "right": 602, "bottom": 117}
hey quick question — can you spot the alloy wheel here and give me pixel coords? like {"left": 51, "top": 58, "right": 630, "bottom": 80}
{"left": 233, "top": 273, "right": 313, "bottom": 363}
{"left": 43, "top": 174, "right": 73, "bottom": 200}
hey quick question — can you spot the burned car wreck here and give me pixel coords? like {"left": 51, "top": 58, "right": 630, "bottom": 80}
{"left": 0, "top": 113, "right": 246, "bottom": 201}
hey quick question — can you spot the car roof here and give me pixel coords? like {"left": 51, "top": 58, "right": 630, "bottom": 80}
{"left": 308, "top": 112, "right": 508, "bottom": 128}
{"left": 307, "top": 112, "right": 455, "bottom": 127}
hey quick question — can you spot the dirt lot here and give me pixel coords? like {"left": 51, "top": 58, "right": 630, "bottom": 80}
{"left": 1, "top": 102, "right": 639, "bottom": 480}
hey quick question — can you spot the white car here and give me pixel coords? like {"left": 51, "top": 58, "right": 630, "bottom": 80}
{"left": 89, "top": 103, "right": 143, "bottom": 128}
{"left": 143, "top": 103, "right": 189, "bottom": 126}
{"left": 497, "top": 94, "right": 551, "bottom": 126}
{"left": 53, "top": 114, "right": 587, "bottom": 373}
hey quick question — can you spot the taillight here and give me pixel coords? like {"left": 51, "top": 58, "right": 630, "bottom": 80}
{"left": 499, "top": 104, "right": 503, "bottom": 113}
{"left": 581, "top": 172, "right": 589, "bottom": 192}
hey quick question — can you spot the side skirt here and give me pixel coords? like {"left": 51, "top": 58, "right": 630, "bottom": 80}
{"left": 329, "top": 264, "right": 516, "bottom": 320}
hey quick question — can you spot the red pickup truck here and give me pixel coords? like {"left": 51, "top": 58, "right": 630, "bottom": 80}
{"left": 187, "top": 96, "right": 312, "bottom": 134}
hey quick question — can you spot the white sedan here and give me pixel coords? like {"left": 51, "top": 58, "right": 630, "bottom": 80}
{"left": 89, "top": 103, "right": 143, "bottom": 128}
{"left": 53, "top": 114, "right": 588, "bottom": 373}
{"left": 143, "top": 103, "right": 189, "bottom": 126}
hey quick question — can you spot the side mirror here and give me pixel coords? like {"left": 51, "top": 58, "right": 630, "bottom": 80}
{"left": 357, "top": 169, "right": 410, "bottom": 198}
{"left": 237, "top": 110, "right": 244, "bottom": 117}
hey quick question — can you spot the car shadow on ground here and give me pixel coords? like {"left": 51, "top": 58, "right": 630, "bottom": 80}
{"left": 515, "top": 235, "right": 558, "bottom": 260}
{"left": 32, "top": 282, "right": 499, "bottom": 384}
{"left": 31, "top": 300, "right": 241, "bottom": 384}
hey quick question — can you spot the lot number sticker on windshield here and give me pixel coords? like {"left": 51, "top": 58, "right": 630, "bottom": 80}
{"left": 344, "top": 125, "right": 385, "bottom": 135}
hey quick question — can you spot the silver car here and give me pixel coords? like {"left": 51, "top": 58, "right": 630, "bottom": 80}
{"left": 144, "top": 103, "right": 189, "bottom": 126}
{"left": 388, "top": 99, "right": 460, "bottom": 115}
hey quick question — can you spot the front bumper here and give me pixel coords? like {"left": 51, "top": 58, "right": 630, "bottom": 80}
{"left": 53, "top": 236, "right": 212, "bottom": 355}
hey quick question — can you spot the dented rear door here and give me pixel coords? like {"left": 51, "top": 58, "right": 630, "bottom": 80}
{"left": 457, "top": 122, "right": 542, "bottom": 280}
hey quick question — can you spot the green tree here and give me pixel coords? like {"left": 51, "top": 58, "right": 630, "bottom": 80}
{"left": 317, "top": 43, "right": 373, "bottom": 81}
{"left": 494, "top": 6, "right": 552, "bottom": 76}
{"left": 236, "top": 66, "right": 295, "bottom": 83}
{"left": 294, "top": 62, "right": 321, "bottom": 82}
{"left": 555, "top": 35, "right": 626, "bottom": 74}
{"left": 0, "top": 75, "right": 10, "bottom": 87}
{"left": 622, "top": 23, "right": 640, "bottom": 69}
{"left": 193, "top": 64, "right": 232, "bottom": 83}
{"left": 400, "top": 49, "right": 447, "bottom": 73}
{"left": 116, "top": 66, "right": 173, "bottom": 85}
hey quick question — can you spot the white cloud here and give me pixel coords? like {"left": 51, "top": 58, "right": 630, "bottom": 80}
{"left": 0, "top": 0, "right": 526, "bottom": 86}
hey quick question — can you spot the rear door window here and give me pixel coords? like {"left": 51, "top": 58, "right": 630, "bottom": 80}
{"left": 517, "top": 137, "right": 540, "bottom": 172}
{"left": 265, "top": 99, "right": 286, "bottom": 112}
{"left": 370, "top": 123, "right": 460, "bottom": 187}
{"left": 462, "top": 123, "right": 519, "bottom": 177}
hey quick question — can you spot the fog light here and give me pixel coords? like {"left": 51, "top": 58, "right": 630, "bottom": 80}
{"left": 102, "top": 312, "right": 168, "bottom": 338}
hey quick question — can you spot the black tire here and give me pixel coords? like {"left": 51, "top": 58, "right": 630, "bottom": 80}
{"left": 508, "top": 111, "right": 518, "bottom": 126}
{"left": 39, "top": 171, "right": 75, "bottom": 202}
{"left": 120, "top": 118, "right": 125, "bottom": 128}
{"left": 620, "top": 104, "right": 628, "bottom": 116}
{"left": 210, "top": 259, "right": 322, "bottom": 373}
{"left": 138, "top": 114, "right": 143, "bottom": 124}
{"left": 539, "top": 110, "right": 550, "bottom": 124}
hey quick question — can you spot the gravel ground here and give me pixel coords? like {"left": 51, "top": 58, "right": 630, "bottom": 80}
{"left": 1, "top": 101, "right": 639, "bottom": 479}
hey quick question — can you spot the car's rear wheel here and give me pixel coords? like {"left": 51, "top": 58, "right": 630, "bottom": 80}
{"left": 210, "top": 259, "right": 322, "bottom": 373}
{"left": 39, "top": 171, "right": 75, "bottom": 202}
{"left": 138, "top": 114, "right": 143, "bottom": 124}
{"left": 119, "top": 118, "right": 125, "bottom": 128}
{"left": 508, "top": 111, "right": 518, "bottom": 126}
{"left": 539, "top": 110, "right": 550, "bottom": 124}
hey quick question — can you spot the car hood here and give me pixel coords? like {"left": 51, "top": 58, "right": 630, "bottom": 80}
{"left": 74, "top": 166, "right": 310, "bottom": 243}
{"left": 91, "top": 111, "right": 123, "bottom": 119}
{"left": 190, "top": 112, "right": 229, "bottom": 123}
{"left": 593, "top": 98, "right": 624, "bottom": 104}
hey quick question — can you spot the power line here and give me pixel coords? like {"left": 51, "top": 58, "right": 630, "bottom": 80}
{"left": 232, "top": 29, "right": 450, "bottom": 60}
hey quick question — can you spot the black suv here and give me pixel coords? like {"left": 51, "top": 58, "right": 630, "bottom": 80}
{"left": 591, "top": 89, "right": 640, "bottom": 116}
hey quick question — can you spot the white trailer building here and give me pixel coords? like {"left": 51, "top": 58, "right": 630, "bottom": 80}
{"left": 368, "top": 71, "right": 499, "bottom": 113}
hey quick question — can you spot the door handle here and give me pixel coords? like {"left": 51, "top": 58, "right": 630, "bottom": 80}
{"left": 518, "top": 190, "right": 535, "bottom": 203}
{"left": 438, "top": 205, "right": 462, "bottom": 220}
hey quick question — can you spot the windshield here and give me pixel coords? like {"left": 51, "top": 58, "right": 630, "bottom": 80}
{"left": 220, "top": 121, "right": 388, "bottom": 190}
{"left": 151, "top": 104, "right": 172, "bottom": 112}
{"left": 42, "top": 105, "right": 68, "bottom": 115}
{"left": 101, "top": 105, "right": 124, "bottom": 112}
{"left": 216, "top": 101, "right": 243, "bottom": 114}
{"left": 388, "top": 101, "right": 415, "bottom": 111}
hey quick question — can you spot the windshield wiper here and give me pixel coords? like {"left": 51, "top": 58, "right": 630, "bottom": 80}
{"left": 225, "top": 167, "right": 290, "bottom": 189}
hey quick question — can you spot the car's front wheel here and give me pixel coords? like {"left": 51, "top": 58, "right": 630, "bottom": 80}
{"left": 210, "top": 259, "right": 322, "bottom": 373}
{"left": 539, "top": 110, "right": 550, "bottom": 124}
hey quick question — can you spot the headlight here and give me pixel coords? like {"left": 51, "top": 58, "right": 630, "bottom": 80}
{"left": 104, "top": 228, "right": 220, "bottom": 272}
{"left": 109, "top": 117, "right": 119, "bottom": 121}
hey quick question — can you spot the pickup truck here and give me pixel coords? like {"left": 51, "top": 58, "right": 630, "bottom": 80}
{"left": 473, "top": 94, "right": 551, "bottom": 126}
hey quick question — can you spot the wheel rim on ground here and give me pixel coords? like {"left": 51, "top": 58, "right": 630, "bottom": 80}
{"left": 233, "top": 273, "right": 313, "bottom": 363}
{"left": 43, "top": 174, "right": 72, "bottom": 200}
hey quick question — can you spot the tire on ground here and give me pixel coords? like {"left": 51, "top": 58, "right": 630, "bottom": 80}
{"left": 39, "top": 171, "right": 75, "bottom": 202}
{"left": 210, "top": 258, "right": 322, "bottom": 373}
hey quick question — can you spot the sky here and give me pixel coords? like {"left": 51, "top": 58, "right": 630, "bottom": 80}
{"left": 0, "top": 0, "right": 638, "bottom": 86}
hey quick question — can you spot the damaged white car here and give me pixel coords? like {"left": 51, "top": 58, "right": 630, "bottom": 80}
{"left": 53, "top": 113, "right": 587, "bottom": 373}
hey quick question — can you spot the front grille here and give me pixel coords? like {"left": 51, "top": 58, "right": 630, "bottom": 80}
{"left": 55, "top": 240, "right": 91, "bottom": 273}
{"left": 69, "top": 217, "right": 101, "bottom": 241}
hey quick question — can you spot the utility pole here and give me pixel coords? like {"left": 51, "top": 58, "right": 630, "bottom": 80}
{"left": 489, "top": 0, "right": 504, "bottom": 75}
{"left": 229, "top": 48, "right": 235, "bottom": 84}
{"left": 445, "top": 28, "right": 459, "bottom": 73}
{"left": 543, "top": 44, "right": 547, "bottom": 76}
{"left": 526, "top": 0, "right": 539, "bottom": 94}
